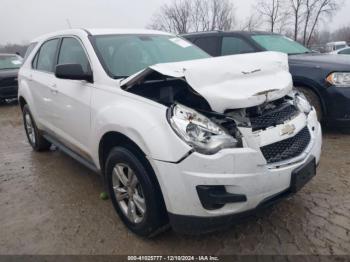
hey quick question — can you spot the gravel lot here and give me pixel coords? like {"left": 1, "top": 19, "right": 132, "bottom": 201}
{"left": 0, "top": 101, "right": 349, "bottom": 255}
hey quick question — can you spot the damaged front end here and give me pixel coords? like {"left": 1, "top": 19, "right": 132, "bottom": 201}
{"left": 120, "top": 52, "right": 310, "bottom": 158}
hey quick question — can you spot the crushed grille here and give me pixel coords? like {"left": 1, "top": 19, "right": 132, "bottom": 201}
{"left": 261, "top": 126, "right": 311, "bottom": 164}
{"left": 250, "top": 104, "right": 299, "bottom": 131}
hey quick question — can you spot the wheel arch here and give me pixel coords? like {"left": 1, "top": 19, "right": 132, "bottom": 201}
{"left": 19, "top": 96, "right": 27, "bottom": 110}
{"left": 98, "top": 131, "right": 147, "bottom": 173}
{"left": 98, "top": 131, "right": 168, "bottom": 217}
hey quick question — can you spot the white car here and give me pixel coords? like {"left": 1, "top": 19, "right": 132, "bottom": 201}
{"left": 18, "top": 29, "right": 322, "bottom": 237}
{"left": 330, "top": 47, "right": 350, "bottom": 55}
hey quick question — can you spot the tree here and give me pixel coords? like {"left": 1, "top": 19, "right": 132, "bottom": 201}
{"left": 289, "top": 0, "right": 305, "bottom": 40}
{"left": 148, "top": 0, "right": 235, "bottom": 34}
{"left": 256, "top": 0, "right": 286, "bottom": 33}
{"left": 149, "top": 0, "right": 192, "bottom": 34}
{"left": 301, "top": 0, "right": 341, "bottom": 46}
{"left": 240, "top": 14, "right": 262, "bottom": 32}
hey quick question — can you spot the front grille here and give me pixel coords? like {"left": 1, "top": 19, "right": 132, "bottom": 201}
{"left": 250, "top": 104, "right": 299, "bottom": 131}
{"left": 261, "top": 127, "right": 311, "bottom": 164}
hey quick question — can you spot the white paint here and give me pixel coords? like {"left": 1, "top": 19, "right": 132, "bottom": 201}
{"left": 18, "top": 29, "right": 322, "bottom": 222}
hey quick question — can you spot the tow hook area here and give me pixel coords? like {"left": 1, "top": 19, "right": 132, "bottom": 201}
{"left": 196, "top": 186, "right": 247, "bottom": 210}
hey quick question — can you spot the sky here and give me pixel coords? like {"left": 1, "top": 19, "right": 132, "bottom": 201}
{"left": 1, "top": 0, "right": 349, "bottom": 44}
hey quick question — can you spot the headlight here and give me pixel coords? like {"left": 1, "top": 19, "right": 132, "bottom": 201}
{"left": 167, "top": 104, "right": 239, "bottom": 155}
{"left": 294, "top": 92, "right": 312, "bottom": 114}
{"left": 326, "top": 72, "right": 350, "bottom": 87}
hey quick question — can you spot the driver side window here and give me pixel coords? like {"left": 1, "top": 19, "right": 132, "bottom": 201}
{"left": 58, "top": 37, "right": 90, "bottom": 74}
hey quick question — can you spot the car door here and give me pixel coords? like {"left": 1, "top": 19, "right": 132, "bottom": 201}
{"left": 51, "top": 36, "right": 93, "bottom": 157}
{"left": 29, "top": 38, "right": 60, "bottom": 131}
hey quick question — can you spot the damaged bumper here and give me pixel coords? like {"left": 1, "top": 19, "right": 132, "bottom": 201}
{"left": 150, "top": 109, "right": 322, "bottom": 234}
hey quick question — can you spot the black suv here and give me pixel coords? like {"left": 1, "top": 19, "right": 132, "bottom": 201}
{"left": 0, "top": 54, "right": 23, "bottom": 103}
{"left": 182, "top": 31, "right": 350, "bottom": 128}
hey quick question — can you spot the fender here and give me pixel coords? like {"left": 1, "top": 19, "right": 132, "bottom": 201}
{"left": 18, "top": 77, "right": 39, "bottom": 120}
{"left": 89, "top": 96, "right": 191, "bottom": 169}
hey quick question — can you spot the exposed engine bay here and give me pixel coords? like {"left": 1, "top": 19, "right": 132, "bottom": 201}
{"left": 124, "top": 74, "right": 299, "bottom": 135}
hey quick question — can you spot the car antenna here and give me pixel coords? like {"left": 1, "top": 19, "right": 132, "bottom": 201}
{"left": 66, "top": 19, "right": 72, "bottom": 29}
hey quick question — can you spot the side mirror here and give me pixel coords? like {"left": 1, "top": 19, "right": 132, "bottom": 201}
{"left": 55, "top": 64, "right": 93, "bottom": 83}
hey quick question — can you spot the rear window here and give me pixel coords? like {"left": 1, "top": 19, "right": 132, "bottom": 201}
{"left": 34, "top": 39, "right": 60, "bottom": 73}
{"left": 23, "top": 42, "right": 37, "bottom": 63}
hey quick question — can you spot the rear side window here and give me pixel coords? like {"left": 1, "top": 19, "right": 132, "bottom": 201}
{"left": 339, "top": 48, "right": 350, "bottom": 54}
{"left": 23, "top": 42, "right": 37, "bottom": 63}
{"left": 35, "top": 39, "right": 60, "bottom": 73}
{"left": 58, "top": 37, "right": 90, "bottom": 74}
{"left": 194, "top": 37, "right": 219, "bottom": 56}
{"left": 221, "top": 37, "right": 255, "bottom": 56}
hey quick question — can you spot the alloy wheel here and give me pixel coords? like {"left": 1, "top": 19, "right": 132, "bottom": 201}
{"left": 112, "top": 163, "right": 146, "bottom": 224}
{"left": 24, "top": 112, "right": 36, "bottom": 145}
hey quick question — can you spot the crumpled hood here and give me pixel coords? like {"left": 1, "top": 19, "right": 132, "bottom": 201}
{"left": 121, "top": 51, "right": 293, "bottom": 113}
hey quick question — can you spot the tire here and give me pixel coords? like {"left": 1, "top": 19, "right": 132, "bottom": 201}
{"left": 105, "top": 146, "right": 168, "bottom": 237}
{"left": 296, "top": 86, "right": 323, "bottom": 121}
{"left": 22, "top": 104, "right": 51, "bottom": 151}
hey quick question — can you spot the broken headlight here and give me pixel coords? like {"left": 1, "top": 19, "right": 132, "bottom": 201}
{"left": 294, "top": 92, "right": 312, "bottom": 114}
{"left": 168, "top": 104, "right": 239, "bottom": 155}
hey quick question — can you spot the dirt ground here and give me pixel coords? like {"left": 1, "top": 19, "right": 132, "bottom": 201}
{"left": 0, "top": 101, "right": 349, "bottom": 255}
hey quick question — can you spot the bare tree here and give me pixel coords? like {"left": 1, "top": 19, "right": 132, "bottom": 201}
{"left": 256, "top": 0, "right": 286, "bottom": 33}
{"left": 289, "top": 0, "right": 305, "bottom": 40}
{"left": 149, "top": 0, "right": 192, "bottom": 34}
{"left": 148, "top": 0, "right": 235, "bottom": 34}
{"left": 302, "top": 0, "right": 316, "bottom": 44}
{"left": 240, "top": 14, "right": 262, "bottom": 31}
{"left": 300, "top": 0, "right": 341, "bottom": 46}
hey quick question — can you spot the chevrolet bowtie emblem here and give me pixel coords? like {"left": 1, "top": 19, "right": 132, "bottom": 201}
{"left": 281, "top": 124, "right": 296, "bottom": 136}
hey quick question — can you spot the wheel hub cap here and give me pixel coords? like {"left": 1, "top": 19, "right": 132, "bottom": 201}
{"left": 112, "top": 163, "right": 146, "bottom": 224}
{"left": 25, "top": 112, "right": 36, "bottom": 145}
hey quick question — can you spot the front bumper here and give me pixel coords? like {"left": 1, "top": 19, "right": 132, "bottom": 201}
{"left": 150, "top": 110, "right": 322, "bottom": 233}
{"left": 0, "top": 85, "right": 18, "bottom": 100}
{"left": 325, "top": 86, "right": 350, "bottom": 127}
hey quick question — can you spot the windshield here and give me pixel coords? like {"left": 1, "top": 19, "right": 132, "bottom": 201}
{"left": 0, "top": 55, "right": 23, "bottom": 70}
{"left": 92, "top": 35, "right": 210, "bottom": 78}
{"left": 252, "top": 35, "right": 310, "bottom": 55}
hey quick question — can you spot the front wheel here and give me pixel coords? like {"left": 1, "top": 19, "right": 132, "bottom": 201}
{"left": 105, "top": 147, "right": 168, "bottom": 237}
{"left": 22, "top": 104, "right": 51, "bottom": 151}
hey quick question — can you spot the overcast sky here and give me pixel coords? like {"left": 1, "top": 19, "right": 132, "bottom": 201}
{"left": 1, "top": 0, "right": 349, "bottom": 44}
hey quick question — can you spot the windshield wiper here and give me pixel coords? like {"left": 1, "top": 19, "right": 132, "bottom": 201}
{"left": 112, "top": 76, "right": 128, "bottom": 80}
{"left": 288, "top": 51, "right": 314, "bottom": 55}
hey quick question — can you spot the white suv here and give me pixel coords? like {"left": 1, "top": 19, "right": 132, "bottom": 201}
{"left": 18, "top": 29, "right": 322, "bottom": 237}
